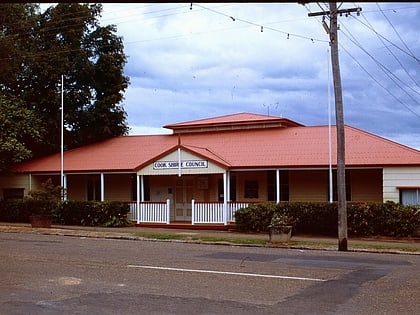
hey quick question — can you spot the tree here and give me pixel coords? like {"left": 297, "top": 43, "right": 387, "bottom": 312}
{"left": 0, "top": 3, "right": 39, "bottom": 91}
{"left": 0, "top": 95, "right": 44, "bottom": 173}
{"left": 0, "top": 3, "right": 130, "bottom": 159}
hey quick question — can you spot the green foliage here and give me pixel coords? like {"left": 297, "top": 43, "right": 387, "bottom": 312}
{"left": 0, "top": 4, "right": 39, "bottom": 86}
{"left": 348, "top": 201, "right": 420, "bottom": 237}
{"left": 26, "top": 178, "right": 63, "bottom": 217}
{"left": 235, "top": 202, "right": 277, "bottom": 232}
{"left": 27, "top": 178, "right": 62, "bottom": 202}
{"left": 59, "top": 200, "right": 96, "bottom": 225}
{"left": 0, "top": 95, "right": 44, "bottom": 173}
{"left": 0, "top": 179, "right": 62, "bottom": 221}
{"left": 284, "top": 202, "right": 337, "bottom": 235}
{"left": 60, "top": 200, "right": 131, "bottom": 227}
{"left": 0, "top": 199, "right": 30, "bottom": 222}
{"left": 0, "top": 3, "right": 129, "bottom": 162}
{"left": 234, "top": 201, "right": 420, "bottom": 237}
{"left": 269, "top": 212, "right": 290, "bottom": 227}
{"left": 0, "top": 194, "right": 131, "bottom": 227}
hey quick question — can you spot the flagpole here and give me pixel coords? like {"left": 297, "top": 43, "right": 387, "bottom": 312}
{"left": 328, "top": 48, "right": 333, "bottom": 203}
{"left": 61, "top": 75, "right": 64, "bottom": 191}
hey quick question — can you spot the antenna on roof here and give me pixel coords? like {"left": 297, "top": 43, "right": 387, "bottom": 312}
{"left": 262, "top": 102, "right": 279, "bottom": 116}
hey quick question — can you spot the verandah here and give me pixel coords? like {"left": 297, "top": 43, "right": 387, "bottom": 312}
{"left": 128, "top": 200, "right": 250, "bottom": 225}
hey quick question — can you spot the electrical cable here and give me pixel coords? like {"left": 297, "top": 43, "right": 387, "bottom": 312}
{"left": 338, "top": 42, "right": 420, "bottom": 119}
{"left": 340, "top": 21, "right": 420, "bottom": 102}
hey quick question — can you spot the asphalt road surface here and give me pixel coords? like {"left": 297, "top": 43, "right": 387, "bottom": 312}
{"left": 0, "top": 232, "right": 419, "bottom": 315}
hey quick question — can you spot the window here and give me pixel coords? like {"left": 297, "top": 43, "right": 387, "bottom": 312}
{"left": 218, "top": 176, "right": 236, "bottom": 201}
{"left": 400, "top": 188, "right": 420, "bottom": 205}
{"left": 267, "top": 170, "right": 289, "bottom": 202}
{"left": 87, "top": 178, "right": 101, "bottom": 201}
{"left": 244, "top": 180, "right": 259, "bottom": 199}
{"left": 3, "top": 188, "right": 24, "bottom": 200}
{"left": 130, "top": 175, "right": 150, "bottom": 201}
{"left": 332, "top": 170, "right": 351, "bottom": 202}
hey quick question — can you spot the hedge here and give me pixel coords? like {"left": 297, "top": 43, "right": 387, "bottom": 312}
{"left": 234, "top": 201, "right": 420, "bottom": 237}
{"left": 0, "top": 199, "right": 132, "bottom": 227}
{"left": 59, "top": 200, "right": 132, "bottom": 227}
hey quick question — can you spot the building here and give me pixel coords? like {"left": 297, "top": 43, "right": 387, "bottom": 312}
{"left": 1, "top": 112, "right": 420, "bottom": 227}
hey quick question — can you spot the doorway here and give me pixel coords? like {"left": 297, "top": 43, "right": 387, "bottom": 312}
{"left": 175, "top": 176, "right": 194, "bottom": 221}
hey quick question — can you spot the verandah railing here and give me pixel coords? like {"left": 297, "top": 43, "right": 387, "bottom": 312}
{"left": 192, "top": 201, "right": 250, "bottom": 224}
{"left": 129, "top": 200, "right": 170, "bottom": 224}
{"left": 128, "top": 200, "right": 250, "bottom": 224}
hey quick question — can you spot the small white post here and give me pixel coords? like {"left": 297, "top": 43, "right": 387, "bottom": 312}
{"left": 140, "top": 175, "right": 145, "bottom": 222}
{"left": 63, "top": 174, "right": 67, "bottom": 201}
{"left": 276, "top": 169, "right": 280, "bottom": 204}
{"left": 28, "top": 173, "right": 32, "bottom": 192}
{"left": 100, "top": 173, "right": 105, "bottom": 201}
{"left": 166, "top": 199, "right": 171, "bottom": 224}
{"left": 191, "top": 199, "right": 195, "bottom": 225}
{"left": 223, "top": 172, "right": 228, "bottom": 225}
{"left": 177, "top": 147, "right": 182, "bottom": 177}
{"left": 136, "top": 175, "right": 140, "bottom": 223}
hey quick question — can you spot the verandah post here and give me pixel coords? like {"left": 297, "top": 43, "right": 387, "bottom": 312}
{"left": 166, "top": 199, "right": 170, "bottom": 224}
{"left": 276, "top": 169, "right": 280, "bottom": 204}
{"left": 140, "top": 175, "right": 145, "bottom": 223}
{"left": 100, "top": 172, "right": 104, "bottom": 201}
{"left": 223, "top": 172, "right": 228, "bottom": 225}
{"left": 191, "top": 199, "right": 195, "bottom": 225}
{"left": 136, "top": 175, "right": 140, "bottom": 224}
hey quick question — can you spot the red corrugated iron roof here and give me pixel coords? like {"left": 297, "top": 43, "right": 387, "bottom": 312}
{"left": 14, "top": 135, "right": 177, "bottom": 173}
{"left": 13, "top": 123, "right": 420, "bottom": 173}
{"left": 164, "top": 112, "right": 303, "bottom": 132}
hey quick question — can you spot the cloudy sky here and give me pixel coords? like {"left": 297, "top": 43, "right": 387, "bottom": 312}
{"left": 97, "top": 3, "right": 419, "bottom": 149}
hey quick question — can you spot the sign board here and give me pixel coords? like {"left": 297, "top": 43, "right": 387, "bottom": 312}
{"left": 153, "top": 160, "right": 208, "bottom": 170}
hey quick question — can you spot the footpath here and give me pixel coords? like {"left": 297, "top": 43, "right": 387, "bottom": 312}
{"left": 1, "top": 222, "right": 419, "bottom": 255}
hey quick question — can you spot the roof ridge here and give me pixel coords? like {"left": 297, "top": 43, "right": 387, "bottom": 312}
{"left": 182, "top": 144, "right": 232, "bottom": 166}
{"left": 346, "top": 125, "right": 420, "bottom": 153}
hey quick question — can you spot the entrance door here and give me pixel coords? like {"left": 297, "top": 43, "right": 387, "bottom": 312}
{"left": 175, "top": 177, "right": 194, "bottom": 221}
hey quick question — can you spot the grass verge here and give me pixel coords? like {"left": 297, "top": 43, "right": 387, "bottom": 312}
{"left": 132, "top": 232, "right": 419, "bottom": 253}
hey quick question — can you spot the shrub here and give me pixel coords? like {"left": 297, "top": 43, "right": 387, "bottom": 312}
{"left": 234, "top": 202, "right": 276, "bottom": 232}
{"left": 235, "top": 201, "right": 420, "bottom": 237}
{"left": 60, "top": 200, "right": 94, "bottom": 225}
{"left": 60, "top": 200, "right": 131, "bottom": 227}
{"left": 26, "top": 178, "right": 63, "bottom": 220}
{"left": 0, "top": 193, "right": 131, "bottom": 227}
{"left": 0, "top": 199, "right": 30, "bottom": 222}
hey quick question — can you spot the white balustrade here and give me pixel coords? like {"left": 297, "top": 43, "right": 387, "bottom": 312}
{"left": 129, "top": 200, "right": 250, "bottom": 225}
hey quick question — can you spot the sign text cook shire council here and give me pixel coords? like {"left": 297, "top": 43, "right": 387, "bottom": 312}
{"left": 153, "top": 160, "right": 208, "bottom": 170}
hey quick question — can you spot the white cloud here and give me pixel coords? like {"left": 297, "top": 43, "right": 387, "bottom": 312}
{"left": 128, "top": 125, "right": 172, "bottom": 136}
{"left": 101, "top": 2, "right": 420, "bottom": 150}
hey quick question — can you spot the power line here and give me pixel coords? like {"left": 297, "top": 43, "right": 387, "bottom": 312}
{"left": 305, "top": 3, "right": 420, "bottom": 117}
{"left": 349, "top": 14, "right": 420, "bottom": 64}
{"left": 371, "top": 3, "right": 419, "bottom": 88}
{"left": 338, "top": 43, "right": 420, "bottom": 119}
{"left": 1, "top": 2, "right": 331, "bottom": 63}
{"left": 339, "top": 22, "right": 420, "bottom": 105}
{"left": 304, "top": 2, "right": 420, "bottom": 119}
{"left": 375, "top": 2, "right": 418, "bottom": 60}
{"left": 191, "top": 3, "right": 328, "bottom": 43}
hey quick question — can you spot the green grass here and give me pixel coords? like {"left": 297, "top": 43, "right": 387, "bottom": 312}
{"left": 348, "top": 242, "right": 420, "bottom": 253}
{"left": 132, "top": 232, "right": 266, "bottom": 245}
{"left": 132, "top": 232, "right": 420, "bottom": 253}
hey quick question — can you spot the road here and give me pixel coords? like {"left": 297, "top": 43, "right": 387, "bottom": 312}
{"left": 0, "top": 232, "right": 419, "bottom": 314}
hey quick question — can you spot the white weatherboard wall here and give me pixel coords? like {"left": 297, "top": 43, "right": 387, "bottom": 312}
{"left": 383, "top": 167, "right": 420, "bottom": 202}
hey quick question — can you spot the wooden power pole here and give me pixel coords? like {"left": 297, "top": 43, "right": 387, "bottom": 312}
{"left": 308, "top": 3, "right": 362, "bottom": 251}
